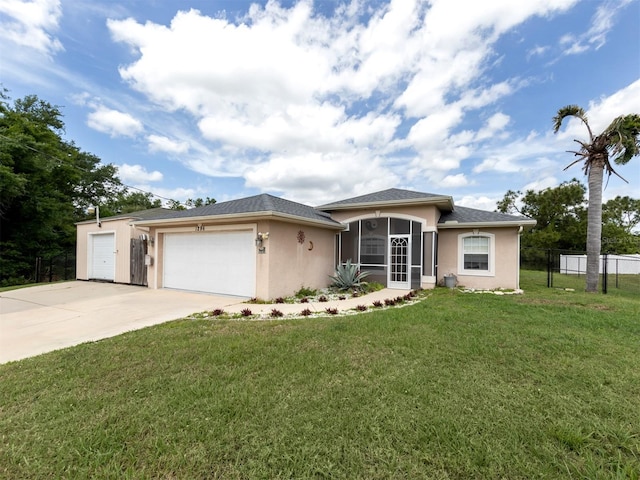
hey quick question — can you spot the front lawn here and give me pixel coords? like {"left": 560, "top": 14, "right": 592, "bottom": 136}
{"left": 1, "top": 271, "right": 639, "bottom": 479}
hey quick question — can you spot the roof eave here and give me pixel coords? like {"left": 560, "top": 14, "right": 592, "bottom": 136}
{"left": 75, "top": 216, "right": 135, "bottom": 226}
{"left": 318, "top": 196, "right": 454, "bottom": 212}
{"left": 437, "top": 220, "right": 537, "bottom": 229}
{"left": 131, "top": 211, "right": 344, "bottom": 230}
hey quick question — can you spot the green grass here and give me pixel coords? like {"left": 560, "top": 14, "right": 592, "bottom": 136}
{"left": 1, "top": 271, "right": 639, "bottom": 479}
{"left": 0, "top": 280, "right": 72, "bottom": 293}
{"left": 532, "top": 268, "right": 640, "bottom": 295}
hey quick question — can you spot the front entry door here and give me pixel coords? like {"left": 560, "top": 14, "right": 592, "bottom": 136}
{"left": 388, "top": 235, "right": 411, "bottom": 289}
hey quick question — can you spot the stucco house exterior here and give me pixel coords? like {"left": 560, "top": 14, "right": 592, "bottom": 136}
{"left": 76, "top": 188, "right": 535, "bottom": 298}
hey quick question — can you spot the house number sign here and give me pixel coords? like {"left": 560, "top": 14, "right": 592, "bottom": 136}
{"left": 195, "top": 224, "right": 206, "bottom": 231}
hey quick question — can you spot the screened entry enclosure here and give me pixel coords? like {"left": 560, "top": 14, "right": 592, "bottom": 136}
{"left": 337, "top": 217, "right": 436, "bottom": 289}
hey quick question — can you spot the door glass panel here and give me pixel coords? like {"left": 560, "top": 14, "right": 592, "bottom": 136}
{"left": 390, "top": 237, "right": 409, "bottom": 283}
{"left": 360, "top": 218, "right": 387, "bottom": 265}
{"left": 411, "top": 221, "right": 421, "bottom": 266}
{"left": 423, "top": 232, "right": 433, "bottom": 276}
{"left": 340, "top": 221, "right": 359, "bottom": 263}
{"left": 411, "top": 266, "right": 421, "bottom": 289}
{"left": 390, "top": 218, "right": 410, "bottom": 234}
{"left": 361, "top": 265, "right": 387, "bottom": 285}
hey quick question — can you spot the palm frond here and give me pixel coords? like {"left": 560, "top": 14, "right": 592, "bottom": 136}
{"left": 552, "top": 105, "right": 589, "bottom": 136}
{"left": 602, "top": 114, "right": 640, "bottom": 165}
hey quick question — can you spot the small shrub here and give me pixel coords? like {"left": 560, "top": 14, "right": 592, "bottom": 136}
{"left": 403, "top": 294, "right": 412, "bottom": 301}
{"left": 372, "top": 300, "right": 383, "bottom": 308}
{"left": 211, "top": 309, "right": 225, "bottom": 316}
{"left": 300, "top": 297, "right": 309, "bottom": 303}
{"left": 384, "top": 298, "right": 396, "bottom": 306}
{"left": 241, "top": 308, "right": 253, "bottom": 317}
{"left": 329, "top": 259, "right": 370, "bottom": 290}
{"left": 296, "top": 286, "right": 317, "bottom": 298}
{"left": 270, "top": 309, "right": 284, "bottom": 318}
{"left": 356, "top": 305, "right": 367, "bottom": 312}
{"left": 300, "top": 308, "right": 312, "bottom": 316}
{"left": 318, "top": 295, "right": 328, "bottom": 303}
{"left": 325, "top": 307, "right": 338, "bottom": 315}
{"left": 247, "top": 298, "right": 271, "bottom": 304}
{"left": 395, "top": 296, "right": 405, "bottom": 304}
{"left": 352, "top": 291, "right": 360, "bottom": 298}
{"left": 362, "top": 281, "right": 384, "bottom": 293}
{"left": 275, "top": 297, "right": 285, "bottom": 304}
{"left": 338, "top": 295, "right": 346, "bottom": 301}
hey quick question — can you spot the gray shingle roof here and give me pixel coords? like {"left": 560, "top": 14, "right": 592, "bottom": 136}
{"left": 134, "top": 194, "right": 341, "bottom": 226}
{"left": 120, "top": 191, "right": 534, "bottom": 229}
{"left": 438, "top": 206, "right": 535, "bottom": 226}
{"left": 318, "top": 188, "right": 451, "bottom": 209}
{"left": 76, "top": 207, "right": 173, "bottom": 225}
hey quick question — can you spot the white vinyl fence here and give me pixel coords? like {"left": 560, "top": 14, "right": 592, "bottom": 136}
{"left": 560, "top": 254, "right": 640, "bottom": 275}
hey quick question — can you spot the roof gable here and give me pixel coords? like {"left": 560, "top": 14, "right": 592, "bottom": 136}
{"left": 133, "top": 194, "right": 340, "bottom": 227}
{"left": 318, "top": 188, "right": 453, "bottom": 210}
{"left": 438, "top": 206, "right": 535, "bottom": 227}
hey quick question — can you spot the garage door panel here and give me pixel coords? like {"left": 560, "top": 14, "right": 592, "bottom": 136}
{"left": 163, "top": 231, "right": 255, "bottom": 297}
{"left": 91, "top": 233, "right": 115, "bottom": 281}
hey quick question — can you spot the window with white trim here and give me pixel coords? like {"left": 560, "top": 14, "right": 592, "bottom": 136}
{"left": 458, "top": 232, "right": 495, "bottom": 276}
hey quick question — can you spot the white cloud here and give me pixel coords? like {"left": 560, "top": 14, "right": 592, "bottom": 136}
{"left": 87, "top": 105, "right": 143, "bottom": 138}
{"left": 561, "top": 0, "right": 633, "bottom": 55}
{"left": 103, "top": 0, "right": 604, "bottom": 201}
{"left": 244, "top": 151, "right": 400, "bottom": 205}
{"left": 129, "top": 185, "right": 197, "bottom": 205}
{"left": 456, "top": 195, "right": 500, "bottom": 212}
{"left": 441, "top": 174, "right": 469, "bottom": 188}
{"left": 475, "top": 112, "right": 511, "bottom": 141}
{"left": 585, "top": 79, "right": 640, "bottom": 132}
{"left": 0, "top": 0, "right": 63, "bottom": 55}
{"left": 527, "top": 45, "right": 549, "bottom": 60}
{"left": 117, "top": 164, "right": 163, "bottom": 183}
{"left": 552, "top": 79, "right": 640, "bottom": 142}
{"left": 148, "top": 134, "right": 189, "bottom": 154}
{"left": 522, "top": 176, "right": 560, "bottom": 192}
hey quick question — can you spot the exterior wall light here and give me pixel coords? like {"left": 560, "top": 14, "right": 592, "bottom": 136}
{"left": 88, "top": 205, "right": 101, "bottom": 228}
{"left": 255, "top": 232, "right": 269, "bottom": 249}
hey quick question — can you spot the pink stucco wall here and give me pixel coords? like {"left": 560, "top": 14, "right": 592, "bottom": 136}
{"left": 145, "top": 218, "right": 337, "bottom": 300}
{"left": 261, "top": 221, "right": 337, "bottom": 300}
{"left": 76, "top": 218, "right": 149, "bottom": 284}
{"left": 437, "top": 227, "right": 521, "bottom": 290}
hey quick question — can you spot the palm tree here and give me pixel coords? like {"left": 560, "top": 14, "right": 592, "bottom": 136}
{"left": 553, "top": 106, "right": 640, "bottom": 292}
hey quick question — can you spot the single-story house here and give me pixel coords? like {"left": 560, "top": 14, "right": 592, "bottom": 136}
{"left": 76, "top": 188, "right": 536, "bottom": 298}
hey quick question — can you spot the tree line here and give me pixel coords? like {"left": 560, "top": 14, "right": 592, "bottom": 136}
{"left": 1, "top": 92, "right": 637, "bottom": 291}
{"left": 497, "top": 180, "right": 640, "bottom": 269}
{"left": 0, "top": 92, "right": 213, "bottom": 285}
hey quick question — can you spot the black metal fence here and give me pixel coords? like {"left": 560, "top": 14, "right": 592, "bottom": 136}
{"left": 522, "top": 248, "right": 640, "bottom": 294}
{"left": 34, "top": 251, "right": 76, "bottom": 284}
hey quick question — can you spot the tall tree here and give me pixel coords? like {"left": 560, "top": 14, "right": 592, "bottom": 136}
{"left": 167, "top": 197, "right": 216, "bottom": 210}
{"left": 0, "top": 92, "right": 122, "bottom": 283}
{"left": 602, "top": 196, "right": 640, "bottom": 254}
{"left": 98, "top": 190, "right": 162, "bottom": 217}
{"left": 497, "top": 180, "right": 588, "bottom": 267}
{"left": 497, "top": 182, "right": 639, "bottom": 265}
{"left": 553, "top": 106, "right": 640, "bottom": 292}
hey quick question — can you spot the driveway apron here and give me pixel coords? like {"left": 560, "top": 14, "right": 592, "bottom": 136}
{"left": 0, "top": 281, "right": 243, "bottom": 363}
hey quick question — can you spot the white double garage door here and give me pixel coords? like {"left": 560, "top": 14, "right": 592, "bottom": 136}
{"left": 163, "top": 230, "right": 256, "bottom": 297}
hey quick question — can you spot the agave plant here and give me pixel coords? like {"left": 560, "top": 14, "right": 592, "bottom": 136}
{"left": 329, "top": 259, "right": 370, "bottom": 291}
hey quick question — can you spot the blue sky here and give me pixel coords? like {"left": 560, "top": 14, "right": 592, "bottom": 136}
{"left": 1, "top": 0, "right": 639, "bottom": 209}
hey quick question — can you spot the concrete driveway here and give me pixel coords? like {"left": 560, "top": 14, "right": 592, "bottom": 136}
{"left": 0, "top": 281, "right": 246, "bottom": 364}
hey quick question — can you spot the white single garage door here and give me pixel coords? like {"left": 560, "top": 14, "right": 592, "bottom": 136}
{"left": 163, "top": 230, "right": 255, "bottom": 297}
{"left": 90, "top": 233, "right": 115, "bottom": 281}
